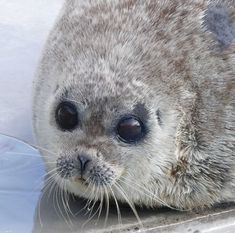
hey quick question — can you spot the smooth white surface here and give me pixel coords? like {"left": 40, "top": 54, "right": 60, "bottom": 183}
{"left": 0, "top": 0, "right": 64, "bottom": 143}
{"left": 0, "top": 1, "right": 63, "bottom": 232}
{"left": 0, "top": 135, "right": 44, "bottom": 233}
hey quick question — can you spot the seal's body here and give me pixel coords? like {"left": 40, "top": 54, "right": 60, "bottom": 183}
{"left": 33, "top": 0, "right": 235, "bottom": 210}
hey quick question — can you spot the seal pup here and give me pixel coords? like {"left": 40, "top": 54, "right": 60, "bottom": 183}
{"left": 33, "top": 0, "right": 235, "bottom": 211}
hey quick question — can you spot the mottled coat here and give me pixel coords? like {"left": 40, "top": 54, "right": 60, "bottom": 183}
{"left": 33, "top": 0, "right": 235, "bottom": 210}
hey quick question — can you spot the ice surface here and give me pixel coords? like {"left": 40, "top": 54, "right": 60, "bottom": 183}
{"left": 0, "top": 135, "right": 44, "bottom": 233}
{"left": 0, "top": 0, "right": 64, "bottom": 143}
{"left": 0, "top": 1, "right": 63, "bottom": 232}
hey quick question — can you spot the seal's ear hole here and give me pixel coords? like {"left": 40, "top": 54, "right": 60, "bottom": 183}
{"left": 55, "top": 101, "right": 79, "bottom": 131}
{"left": 203, "top": 0, "right": 235, "bottom": 48}
{"left": 156, "top": 109, "right": 162, "bottom": 126}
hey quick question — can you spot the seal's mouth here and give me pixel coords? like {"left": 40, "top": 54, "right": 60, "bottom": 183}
{"left": 56, "top": 155, "right": 118, "bottom": 188}
{"left": 73, "top": 177, "right": 89, "bottom": 186}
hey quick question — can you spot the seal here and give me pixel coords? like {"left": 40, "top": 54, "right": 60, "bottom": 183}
{"left": 33, "top": 0, "right": 235, "bottom": 211}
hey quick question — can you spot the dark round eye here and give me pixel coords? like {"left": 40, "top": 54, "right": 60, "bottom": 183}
{"left": 116, "top": 116, "right": 146, "bottom": 143}
{"left": 55, "top": 102, "right": 78, "bottom": 131}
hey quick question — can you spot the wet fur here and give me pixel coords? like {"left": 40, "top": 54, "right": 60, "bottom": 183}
{"left": 33, "top": 0, "right": 235, "bottom": 210}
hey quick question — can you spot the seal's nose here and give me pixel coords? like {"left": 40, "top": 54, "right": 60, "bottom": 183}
{"left": 77, "top": 154, "right": 91, "bottom": 175}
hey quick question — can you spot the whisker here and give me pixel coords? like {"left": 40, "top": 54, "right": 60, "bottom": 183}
{"left": 114, "top": 182, "right": 143, "bottom": 228}
{"left": 74, "top": 179, "right": 95, "bottom": 216}
{"left": 103, "top": 186, "right": 110, "bottom": 228}
{"left": 119, "top": 176, "right": 188, "bottom": 211}
{"left": 108, "top": 184, "right": 123, "bottom": 229}
{"left": 31, "top": 167, "right": 58, "bottom": 194}
{"left": 96, "top": 188, "right": 104, "bottom": 225}
{"left": 81, "top": 184, "right": 101, "bottom": 229}
{"left": 42, "top": 180, "right": 55, "bottom": 203}
{"left": 119, "top": 177, "right": 168, "bottom": 207}
{"left": 36, "top": 171, "right": 59, "bottom": 227}
{"left": 54, "top": 177, "right": 72, "bottom": 227}
{"left": 47, "top": 176, "right": 59, "bottom": 203}
{"left": 60, "top": 179, "right": 73, "bottom": 228}
{"left": 64, "top": 182, "right": 76, "bottom": 219}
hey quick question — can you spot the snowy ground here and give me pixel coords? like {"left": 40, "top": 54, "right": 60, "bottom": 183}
{"left": 0, "top": 0, "right": 64, "bottom": 143}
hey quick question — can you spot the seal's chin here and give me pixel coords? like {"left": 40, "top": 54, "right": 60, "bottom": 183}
{"left": 60, "top": 176, "right": 118, "bottom": 201}
{"left": 74, "top": 176, "right": 88, "bottom": 183}
{"left": 68, "top": 173, "right": 117, "bottom": 188}
{"left": 69, "top": 177, "right": 89, "bottom": 188}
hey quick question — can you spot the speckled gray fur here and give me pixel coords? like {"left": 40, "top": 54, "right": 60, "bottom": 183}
{"left": 204, "top": 0, "right": 235, "bottom": 48}
{"left": 33, "top": 0, "right": 235, "bottom": 210}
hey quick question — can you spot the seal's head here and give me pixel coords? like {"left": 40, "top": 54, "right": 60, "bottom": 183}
{"left": 33, "top": 0, "right": 235, "bottom": 210}
{"left": 34, "top": 66, "right": 176, "bottom": 207}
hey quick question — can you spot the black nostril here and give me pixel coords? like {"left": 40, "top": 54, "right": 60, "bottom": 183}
{"left": 77, "top": 154, "right": 91, "bottom": 175}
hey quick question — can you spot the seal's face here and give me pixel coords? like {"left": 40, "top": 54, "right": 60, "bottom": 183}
{"left": 41, "top": 78, "right": 177, "bottom": 205}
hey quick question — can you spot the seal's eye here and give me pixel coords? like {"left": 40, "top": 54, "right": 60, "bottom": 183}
{"left": 55, "top": 102, "right": 78, "bottom": 131}
{"left": 116, "top": 116, "right": 146, "bottom": 143}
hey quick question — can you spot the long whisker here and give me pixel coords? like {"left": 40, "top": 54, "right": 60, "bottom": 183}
{"left": 114, "top": 182, "right": 143, "bottom": 228}
{"left": 120, "top": 177, "right": 169, "bottom": 207}
{"left": 119, "top": 176, "right": 188, "bottom": 211}
{"left": 103, "top": 186, "right": 110, "bottom": 228}
{"left": 60, "top": 179, "right": 73, "bottom": 228}
{"left": 54, "top": 176, "right": 72, "bottom": 227}
{"left": 96, "top": 187, "right": 104, "bottom": 225}
{"left": 108, "top": 184, "right": 123, "bottom": 229}
{"left": 44, "top": 177, "right": 57, "bottom": 202}
{"left": 32, "top": 167, "right": 58, "bottom": 194}
{"left": 87, "top": 197, "right": 98, "bottom": 218}
{"left": 81, "top": 184, "right": 100, "bottom": 229}
{"left": 64, "top": 182, "right": 76, "bottom": 219}
{"left": 73, "top": 178, "right": 95, "bottom": 217}
{"left": 37, "top": 170, "right": 58, "bottom": 227}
